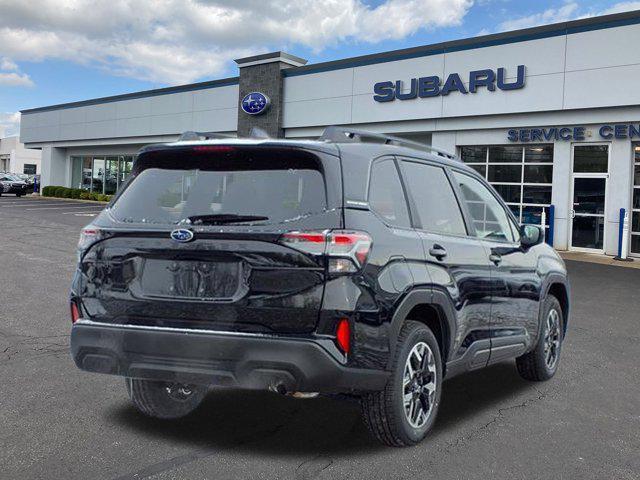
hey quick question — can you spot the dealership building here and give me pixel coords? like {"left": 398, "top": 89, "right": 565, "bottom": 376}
{"left": 20, "top": 10, "right": 640, "bottom": 257}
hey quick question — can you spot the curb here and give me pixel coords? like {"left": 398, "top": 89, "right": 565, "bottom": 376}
{"left": 34, "top": 196, "right": 108, "bottom": 205}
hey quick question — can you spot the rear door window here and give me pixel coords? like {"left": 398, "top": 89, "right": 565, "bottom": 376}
{"left": 400, "top": 160, "right": 467, "bottom": 236}
{"left": 368, "top": 158, "right": 411, "bottom": 228}
{"left": 110, "top": 148, "right": 327, "bottom": 225}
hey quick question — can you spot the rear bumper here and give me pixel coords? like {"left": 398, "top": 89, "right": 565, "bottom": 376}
{"left": 70, "top": 320, "right": 389, "bottom": 393}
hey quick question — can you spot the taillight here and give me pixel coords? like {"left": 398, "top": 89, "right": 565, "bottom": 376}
{"left": 70, "top": 302, "right": 80, "bottom": 324}
{"left": 335, "top": 318, "right": 351, "bottom": 354}
{"left": 77, "top": 226, "right": 102, "bottom": 251}
{"left": 279, "top": 230, "right": 372, "bottom": 273}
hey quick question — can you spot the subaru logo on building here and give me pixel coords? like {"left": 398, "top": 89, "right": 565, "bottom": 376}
{"left": 170, "top": 229, "right": 194, "bottom": 243}
{"left": 241, "top": 92, "right": 270, "bottom": 115}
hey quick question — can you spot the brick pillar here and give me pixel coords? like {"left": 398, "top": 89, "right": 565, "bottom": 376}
{"left": 235, "top": 52, "right": 307, "bottom": 138}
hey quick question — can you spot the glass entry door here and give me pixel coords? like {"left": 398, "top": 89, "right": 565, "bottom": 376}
{"left": 571, "top": 176, "right": 607, "bottom": 251}
{"left": 570, "top": 144, "right": 609, "bottom": 253}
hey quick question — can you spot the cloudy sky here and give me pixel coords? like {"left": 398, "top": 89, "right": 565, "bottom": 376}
{"left": 1, "top": 0, "right": 639, "bottom": 136}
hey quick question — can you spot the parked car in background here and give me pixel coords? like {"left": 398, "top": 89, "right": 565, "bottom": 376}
{"left": 14, "top": 173, "right": 35, "bottom": 191}
{"left": 0, "top": 174, "right": 28, "bottom": 196}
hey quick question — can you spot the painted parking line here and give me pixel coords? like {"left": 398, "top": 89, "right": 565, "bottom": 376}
{"left": 62, "top": 210, "right": 104, "bottom": 215}
{"left": 26, "top": 204, "right": 106, "bottom": 210}
{"left": 0, "top": 202, "right": 77, "bottom": 207}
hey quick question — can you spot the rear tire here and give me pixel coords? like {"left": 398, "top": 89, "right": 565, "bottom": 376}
{"left": 516, "top": 295, "right": 564, "bottom": 381}
{"left": 361, "top": 321, "right": 442, "bottom": 447}
{"left": 126, "top": 378, "right": 207, "bottom": 419}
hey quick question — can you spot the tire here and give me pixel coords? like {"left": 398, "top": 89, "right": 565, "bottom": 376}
{"left": 361, "top": 320, "right": 443, "bottom": 447}
{"left": 126, "top": 378, "right": 208, "bottom": 419}
{"left": 516, "top": 295, "right": 564, "bottom": 381}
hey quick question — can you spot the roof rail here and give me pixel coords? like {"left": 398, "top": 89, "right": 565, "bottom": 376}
{"left": 178, "top": 131, "right": 233, "bottom": 141}
{"left": 319, "top": 126, "right": 457, "bottom": 160}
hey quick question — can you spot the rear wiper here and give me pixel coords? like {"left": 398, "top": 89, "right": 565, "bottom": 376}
{"left": 184, "top": 214, "right": 269, "bottom": 225}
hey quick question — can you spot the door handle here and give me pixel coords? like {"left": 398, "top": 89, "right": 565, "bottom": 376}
{"left": 570, "top": 210, "right": 576, "bottom": 219}
{"left": 429, "top": 245, "right": 448, "bottom": 260}
{"left": 489, "top": 253, "right": 502, "bottom": 265}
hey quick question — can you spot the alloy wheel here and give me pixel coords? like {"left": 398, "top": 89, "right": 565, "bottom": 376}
{"left": 403, "top": 341, "right": 437, "bottom": 429}
{"left": 544, "top": 309, "right": 561, "bottom": 370}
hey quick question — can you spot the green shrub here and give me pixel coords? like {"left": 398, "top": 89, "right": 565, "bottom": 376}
{"left": 38, "top": 185, "right": 113, "bottom": 201}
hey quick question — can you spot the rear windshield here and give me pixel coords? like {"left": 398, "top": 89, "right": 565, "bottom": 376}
{"left": 110, "top": 147, "right": 327, "bottom": 225}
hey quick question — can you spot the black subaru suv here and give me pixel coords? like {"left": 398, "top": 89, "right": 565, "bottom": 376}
{"left": 70, "top": 128, "right": 569, "bottom": 446}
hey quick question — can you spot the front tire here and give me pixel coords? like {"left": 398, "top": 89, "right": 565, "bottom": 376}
{"left": 361, "top": 321, "right": 442, "bottom": 446}
{"left": 126, "top": 378, "right": 207, "bottom": 419}
{"left": 516, "top": 295, "right": 564, "bottom": 381}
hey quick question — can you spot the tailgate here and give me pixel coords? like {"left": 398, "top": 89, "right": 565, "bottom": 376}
{"left": 77, "top": 231, "right": 332, "bottom": 333}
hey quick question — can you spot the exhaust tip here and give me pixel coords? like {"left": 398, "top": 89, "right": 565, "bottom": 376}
{"left": 269, "top": 383, "right": 287, "bottom": 395}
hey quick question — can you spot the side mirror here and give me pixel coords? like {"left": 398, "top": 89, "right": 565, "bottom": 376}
{"left": 520, "top": 224, "right": 544, "bottom": 248}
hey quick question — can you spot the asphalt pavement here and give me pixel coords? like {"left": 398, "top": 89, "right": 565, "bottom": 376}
{"left": 1, "top": 195, "right": 638, "bottom": 479}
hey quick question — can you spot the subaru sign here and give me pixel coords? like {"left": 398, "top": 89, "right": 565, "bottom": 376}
{"left": 373, "top": 65, "right": 526, "bottom": 102}
{"left": 241, "top": 92, "right": 270, "bottom": 115}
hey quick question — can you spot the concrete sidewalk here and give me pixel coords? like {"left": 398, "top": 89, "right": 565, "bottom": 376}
{"left": 559, "top": 250, "right": 640, "bottom": 269}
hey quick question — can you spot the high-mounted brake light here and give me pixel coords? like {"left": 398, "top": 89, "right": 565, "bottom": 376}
{"left": 70, "top": 302, "right": 80, "bottom": 324}
{"left": 335, "top": 318, "right": 351, "bottom": 354}
{"left": 279, "top": 230, "right": 372, "bottom": 273}
{"left": 191, "top": 145, "right": 236, "bottom": 153}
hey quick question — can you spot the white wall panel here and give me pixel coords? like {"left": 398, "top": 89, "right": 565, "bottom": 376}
{"left": 566, "top": 24, "right": 640, "bottom": 71}
{"left": 284, "top": 69, "right": 354, "bottom": 102}
{"left": 150, "top": 112, "right": 193, "bottom": 135}
{"left": 192, "top": 107, "right": 237, "bottom": 132}
{"left": 444, "top": 36, "right": 566, "bottom": 77}
{"left": 150, "top": 92, "right": 193, "bottom": 116}
{"left": 283, "top": 97, "right": 352, "bottom": 128}
{"left": 351, "top": 92, "right": 442, "bottom": 124}
{"left": 193, "top": 85, "right": 238, "bottom": 111}
{"left": 85, "top": 103, "right": 117, "bottom": 122}
{"left": 563, "top": 64, "right": 640, "bottom": 109}
{"left": 115, "top": 116, "right": 151, "bottom": 137}
{"left": 59, "top": 107, "right": 86, "bottom": 125}
{"left": 115, "top": 98, "right": 152, "bottom": 119}
{"left": 85, "top": 120, "right": 117, "bottom": 139}
{"left": 442, "top": 73, "right": 565, "bottom": 117}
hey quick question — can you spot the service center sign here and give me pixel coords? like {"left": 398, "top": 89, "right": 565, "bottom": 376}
{"left": 373, "top": 65, "right": 526, "bottom": 102}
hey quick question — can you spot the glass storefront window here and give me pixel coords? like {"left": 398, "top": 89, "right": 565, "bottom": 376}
{"left": 70, "top": 155, "right": 136, "bottom": 193}
{"left": 459, "top": 144, "right": 554, "bottom": 228}
{"left": 573, "top": 145, "right": 609, "bottom": 173}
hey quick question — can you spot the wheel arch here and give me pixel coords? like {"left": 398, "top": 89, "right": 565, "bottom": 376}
{"left": 388, "top": 288, "right": 457, "bottom": 373}
{"left": 546, "top": 280, "right": 570, "bottom": 336}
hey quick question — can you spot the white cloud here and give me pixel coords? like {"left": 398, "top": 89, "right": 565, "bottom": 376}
{"left": 0, "top": 71, "right": 34, "bottom": 87}
{"left": 600, "top": 1, "right": 640, "bottom": 14}
{"left": 498, "top": 2, "right": 580, "bottom": 31}
{"left": 494, "top": 1, "right": 640, "bottom": 33}
{"left": 0, "top": 57, "right": 18, "bottom": 71}
{"left": 0, "top": 54, "right": 33, "bottom": 87}
{"left": 0, "top": 0, "right": 474, "bottom": 85}
{"left": 0, "top": 112, "right": 21, "bottom": 137}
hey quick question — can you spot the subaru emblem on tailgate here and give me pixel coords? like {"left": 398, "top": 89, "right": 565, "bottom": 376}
{"left": 170, "top": 229, "right": 194, "bottom": 243}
